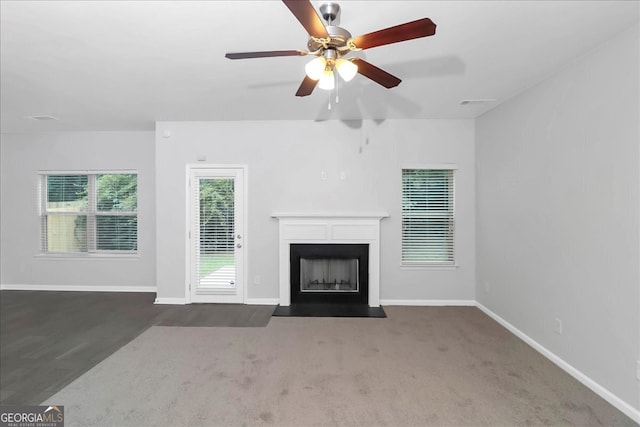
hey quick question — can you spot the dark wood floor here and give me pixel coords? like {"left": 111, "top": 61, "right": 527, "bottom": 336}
{"left": 0, "top": 291, "right": 275, "bottom": 405}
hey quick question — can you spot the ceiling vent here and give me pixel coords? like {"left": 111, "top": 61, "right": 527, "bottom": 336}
{"left": 26, "top": 115, "right": 59, "bottom": 121}
{"left": 460, "top": 99, "right": 496, "bottom": 105}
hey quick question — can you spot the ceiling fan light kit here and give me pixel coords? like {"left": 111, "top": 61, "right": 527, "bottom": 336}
{"left": 303, "top": 50, "right": 357, "bottom": 89}
{"left": 225, "top": 0, "right": 437, "bottom": 97}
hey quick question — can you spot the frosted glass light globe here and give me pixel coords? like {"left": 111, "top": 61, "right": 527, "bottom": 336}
{"left": 336, "top": 58, "right": 358, "bottom": 82}
{"left": 305, "top": 57, "right": 326, "bottom": 81}
{"left": 318, "top": 70, "right": 335, "bottom": 90}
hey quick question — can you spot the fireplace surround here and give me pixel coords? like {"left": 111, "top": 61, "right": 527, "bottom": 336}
{"left": 272, "top": 213, "right": 388, "bottom": 307}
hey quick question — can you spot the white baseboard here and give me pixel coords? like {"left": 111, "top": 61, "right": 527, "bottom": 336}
{"left": 476, "top": 302, "right": 640, "bottom": 424}
{"left": 381, "top": 299, "right": 476, "bottom": 306}
{"left": 0, "top": 284, "right": 156, "bottom": 293}
{"left": 155, "top": 298, "right": 277, "bottom": 305}
{"left": 245, "top": 298, "right": 280, "bottom": 305}
{"left": 153, "top": 297, "right": 186, "bottom": 305}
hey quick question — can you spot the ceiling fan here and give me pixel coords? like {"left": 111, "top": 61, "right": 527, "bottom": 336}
{"left": 225, "top": 1, "right": 436, "bottom": 97}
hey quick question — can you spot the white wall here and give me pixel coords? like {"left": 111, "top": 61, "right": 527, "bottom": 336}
{"left": 476, "top": 24, "right": 639, "bottom": 413}
{"left": 0, "top": 131, "right": 156, "bottom": 290}
{"left": 155, "top": 119, "right": 475, "bottom": 302}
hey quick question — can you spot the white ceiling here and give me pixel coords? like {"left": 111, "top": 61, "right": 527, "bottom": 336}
{"left": 1, "top": 0, "right": 638, "bottom": 132}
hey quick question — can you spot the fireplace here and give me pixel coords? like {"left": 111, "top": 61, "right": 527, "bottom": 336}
{"left": 272, "top": 213, "right": 388, "bottom": 307}
{"left": 290, "top": 243, "right": 368, "bottom": 304}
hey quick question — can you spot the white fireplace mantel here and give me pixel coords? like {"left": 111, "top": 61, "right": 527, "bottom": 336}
{"left": 271, "top": 212, "right": 389, "bottom": 219}
{"left": 272, "top": 212, "right": 388, "bottom": 307}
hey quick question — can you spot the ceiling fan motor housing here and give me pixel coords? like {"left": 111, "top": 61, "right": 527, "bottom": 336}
{"left": 307, "top": 26, "right": 352, "bottom": 52}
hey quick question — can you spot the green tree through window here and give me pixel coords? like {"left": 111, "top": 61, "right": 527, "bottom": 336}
{"left": 96, "top": 174, "right": 137, "bottom": 251}
{"left": 199, "top": 178, "right": 234, "bottom": 254}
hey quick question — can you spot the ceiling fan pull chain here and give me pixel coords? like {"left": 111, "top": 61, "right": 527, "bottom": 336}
{"left": 335, "top": 73, "right": 340, "bottom": 104}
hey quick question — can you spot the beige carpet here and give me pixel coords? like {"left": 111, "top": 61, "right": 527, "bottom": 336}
{"left": 43, "top": 307, "right": 635, "bottom": 426}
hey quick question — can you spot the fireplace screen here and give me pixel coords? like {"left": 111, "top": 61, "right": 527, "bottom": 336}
{"left": 300, "top": 258, "right": 359, "bottom": 292}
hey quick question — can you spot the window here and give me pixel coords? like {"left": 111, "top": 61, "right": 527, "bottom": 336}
{"left": 40, "top": 172, "right": 138, "bottom": 254}
{"left": 402, "top": 168, "right": 455, "bottom": 265}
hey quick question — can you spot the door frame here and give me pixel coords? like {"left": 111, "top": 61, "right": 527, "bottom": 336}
{"left": 185, "top": 164, "right": 248, "bottom": 304}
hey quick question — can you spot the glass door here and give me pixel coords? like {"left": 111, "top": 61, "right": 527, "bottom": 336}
{"left": 189, "top": 167, "right": 245, "bottom": 303}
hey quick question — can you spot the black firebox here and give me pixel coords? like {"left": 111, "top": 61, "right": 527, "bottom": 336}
{"left": 289, "top": 243, "right": 369, "bottom": 305}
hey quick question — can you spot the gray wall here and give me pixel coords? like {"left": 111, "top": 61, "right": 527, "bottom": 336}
{"left": 155, "top": 119, "right": 475, "bottom": 302}
{"left": 0, "top": 120, "right": 475, "bottom": 300}
{"left": 476, "top": 25, "right": 639, "bottom": 411}
{"left": 0, "top": 131, "right": 156, "bottom": 289}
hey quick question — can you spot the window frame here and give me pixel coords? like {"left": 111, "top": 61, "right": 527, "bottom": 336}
{"left": 400, "top": 164, "right": 457, "bottom": 269}
{"left": 39, "top": 170, "right": 139, "bottom": 257}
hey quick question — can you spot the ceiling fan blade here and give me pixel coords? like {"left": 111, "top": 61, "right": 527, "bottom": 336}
{"left": 351, "top": 18, "right": 436, "bottom": 50}
{"left": 351, "top": 58, "right": 401, "bottom": 88}
{"left": 282, "top": 0, "right": 329, "bottom": 39}
{"left": 295, "top": 76, "right": 318, "bottom": 97}
{"left": 225, "top": 50, "right": 307, "bottom": 60}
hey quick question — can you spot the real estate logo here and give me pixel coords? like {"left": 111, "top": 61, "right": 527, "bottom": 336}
{"left": 0, "top": 405, "right": 64, "bottom": 427}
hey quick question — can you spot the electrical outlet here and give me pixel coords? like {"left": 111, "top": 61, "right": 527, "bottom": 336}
{"left": 636, "top": 360, "right": 640, "bottom": 381}
{"left": 320, "top": 171, "right": 327, "bottom": 180}
{"left": 253, "top": 275, "right": 261, "bottom": 286}
{"left": 554, "top": 318, "right": 563, "bottom": 335}
{"left": 483, "top": 281, "right": 490, "bottom": 293}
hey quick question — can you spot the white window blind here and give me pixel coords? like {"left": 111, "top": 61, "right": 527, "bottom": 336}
{"left": 195, "top": 177, "right": 236, "bottom": 288}
{"left": 40, "top": 173, "right": 138, "bottom": 254}
{"left": 402, "top": 168, "right": 455, "bottom": 265}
